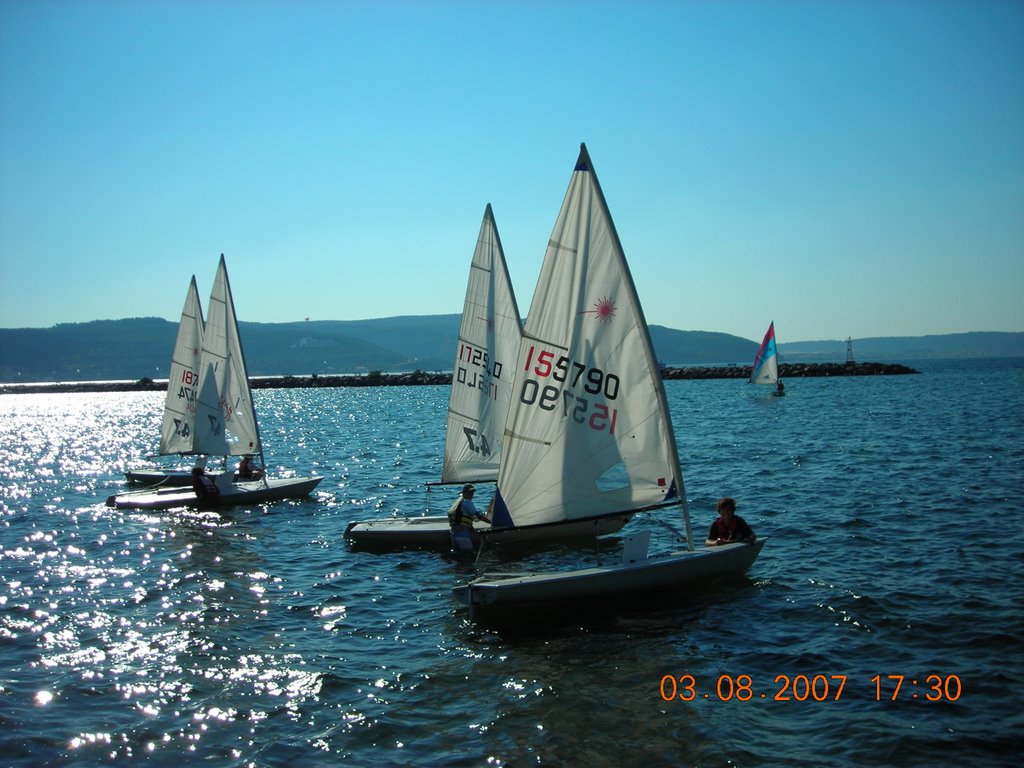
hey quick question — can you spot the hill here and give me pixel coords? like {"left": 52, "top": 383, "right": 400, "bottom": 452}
{"left": 781, "top": 332, "right": 1024, "bottom": 362}
{"left": 0, "top": 317, "right": 1020, "bottom": 383}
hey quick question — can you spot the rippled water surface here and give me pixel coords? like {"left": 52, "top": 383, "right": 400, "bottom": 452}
{"left": 2, "top": 360, "right": 1021, "bottom": 767}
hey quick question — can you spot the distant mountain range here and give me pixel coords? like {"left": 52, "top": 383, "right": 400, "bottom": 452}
{"left": 779, "top": 332, "right": 1024, "bottom": 362}
{"left": 0, "top": 316, "right": 1020, "bottom": 383}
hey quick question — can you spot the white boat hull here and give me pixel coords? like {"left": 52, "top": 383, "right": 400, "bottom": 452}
{"left": 453, "top": 539, "right": 765, "bottom": 610}
{"left": 344, "top": 513, "right": 633, "bottom": 551}
{"left": 124, "top": 469, "right": 239, "bottom": 487}
{"left": 480, "top": 514, "right": 633, "bottom": 545}
{"left": 107, "top": 476, "right": 322, "bottom": 510}
{"left": 344, "top": 516, "right": 486, "bottom": 550}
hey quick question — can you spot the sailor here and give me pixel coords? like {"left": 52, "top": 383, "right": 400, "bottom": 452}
{"left": 191, "top": 465, "right": 220, "bottom": 505}
{"left": 238, "top": 454, "right": 263, "bottom": 480}
{"left": 705, "top": 497, "right": 756, "bottom": 546}
{"left": 448, "top": 483, "right": 492, "bottom": 552}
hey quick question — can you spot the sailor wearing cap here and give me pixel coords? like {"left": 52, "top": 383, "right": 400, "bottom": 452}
{"left": 448, "top": 483, "right": 492, "bottom": 552}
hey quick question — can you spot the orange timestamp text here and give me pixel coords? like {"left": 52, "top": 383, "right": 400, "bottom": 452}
{"left": 659, "top": 673, "right": 963, "bottom": 702}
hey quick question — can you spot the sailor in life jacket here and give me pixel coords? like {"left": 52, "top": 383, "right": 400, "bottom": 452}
{"left": 191, "top": 465, "right": 220, "bottom": 506}
{"left": 237, "top": 453, "right": 263, "bottom": 480}
{"left": 448, "top": 483, "right": 492, "bottom": 552}
{"left": 705, "top": 497, "right": 756, "bottom": 546}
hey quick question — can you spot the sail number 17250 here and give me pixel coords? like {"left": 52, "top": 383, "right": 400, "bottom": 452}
{"left": 520, "top": 345, "right": 619, "bottom": 434}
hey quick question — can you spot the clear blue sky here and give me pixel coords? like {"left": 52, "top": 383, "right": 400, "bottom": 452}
{"left": 1, "top": 0, "right": 1022, "bottom": 343}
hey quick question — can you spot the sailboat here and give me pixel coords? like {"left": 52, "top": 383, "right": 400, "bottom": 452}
{"left": 452, "top": 144, "right": 764, "bottom": 614}
{"left": 124, "top": 276, "right": 239, "bottom": 487}
{"left": 750, "top": 321, "right": 783, "bottom": 395}
{"left": 123, "top": 276, "right": 218, "bottom": 486}
{"left": 345, "top": 204, "right": 523, "bottom": 548}
{"left": 478, "top": 143, "right": 675, "bottom": 545}
{"left": 108, "top": 255, "right": 322, "bottom": 510}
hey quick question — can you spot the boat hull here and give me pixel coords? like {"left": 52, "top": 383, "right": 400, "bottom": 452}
{"left": 344, "top": 512, "right": 634, "bottom": 551}
{"left": 453, "top": 539, "right": 766, "bottom": 611}
{"left": 481, "top": 514, "right": 634, "bottom": 545}
{"left": 107, "top": 476, "right": 322, "bottom": 510}
{"left": 124, "top": 469, "right": 239, "bottom": 487}
{"left": 344, "top": 516, "right": 484, "bottom": 551}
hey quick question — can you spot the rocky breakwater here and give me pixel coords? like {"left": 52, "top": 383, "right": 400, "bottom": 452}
{"left": 2, "top": 362, "right": 918, "bottom": 395}
{"left": 661, "top": 361, "right": 918, "bottom": 380}
{"left": 249, "top": 372, "right": 450, "bottom": 389}
{"left": 0, "top": 371, "right": 452, "bottom": 395}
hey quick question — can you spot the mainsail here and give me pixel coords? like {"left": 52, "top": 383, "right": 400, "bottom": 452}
{"left": 492, "top": 144, "right": 687, "bottom": 535}
{"left": 750, "top": 322, "right": 779, "bottom": 385}
{"left": 192, "top": 361, "right": 230, "bottom": 457}
{"left": 441, "top": 204, "right": 523, "bottom": 484}
{"left": 192, "top": 255, "right": 262, "bottom": 458}
{"left": 159, "top": 276, "right": 206, "bottom": 455}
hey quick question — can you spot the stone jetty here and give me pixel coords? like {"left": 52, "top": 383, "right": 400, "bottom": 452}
{"left": 1, "top": 362, "right": 917, "bottom": 395}
{"left": 661, "top": 361, "right": 918, "bottom": 380}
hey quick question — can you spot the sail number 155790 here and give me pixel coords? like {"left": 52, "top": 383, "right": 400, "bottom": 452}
{"left": 520, "top": 345, "right": 620, "bottom": 434}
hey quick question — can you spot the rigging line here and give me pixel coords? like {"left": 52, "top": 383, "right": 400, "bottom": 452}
{"left": 650, "top": 514, "right": 688, "bottom": 547}
{"left": 473, "top": 531, "right": 488, "bottom": 569}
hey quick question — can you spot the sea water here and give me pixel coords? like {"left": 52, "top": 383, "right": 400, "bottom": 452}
{"left": 1, "top": 359, "right": 1021, "bottom": 767}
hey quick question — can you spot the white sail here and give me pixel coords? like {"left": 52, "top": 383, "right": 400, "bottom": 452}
{"left": 158, "top": 276, "right": 205, "bottom": 455}
{"left": 750, "top": 322, "right": 779, "bottom": 385}
{"left": 192, "top": 360, "right": 230, "bottom": 457}
{"left": 197, "top": 255, "right": 262, "bottom": 457}
{"left": 111, "top": 253, "right": 324, "bottom": 508}
{"left": 492, "top": 144, "right": 687, "bottom": 534}
{"left": 441, "top": 204, "right": 523, "bottom": 483}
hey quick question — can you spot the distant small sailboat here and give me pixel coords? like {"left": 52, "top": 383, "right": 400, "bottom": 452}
{"left": 109, "top": 255, "right": 322, "bottom": 510}
{"left": 750, "top": 321, "right": 783, "bottom": 395}
{"left": 345, "top": 205, "right": 523, "bottom": 548}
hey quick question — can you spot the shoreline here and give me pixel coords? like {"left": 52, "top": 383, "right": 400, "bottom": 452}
{"left": 0, "top": 362, "right": 917, "bottom": 395}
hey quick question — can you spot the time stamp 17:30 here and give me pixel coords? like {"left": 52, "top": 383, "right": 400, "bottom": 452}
{"left": 659, "top": 674, "right": 963, "bottom": 702}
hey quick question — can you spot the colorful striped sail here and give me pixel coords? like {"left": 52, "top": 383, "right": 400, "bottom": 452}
{"left": 750, "top": 322, "right": 779, "bottom": 385}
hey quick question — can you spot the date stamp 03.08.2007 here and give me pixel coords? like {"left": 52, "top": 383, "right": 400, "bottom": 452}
{"left": 659, "top": 674, "right": 963, "bottom": 703}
